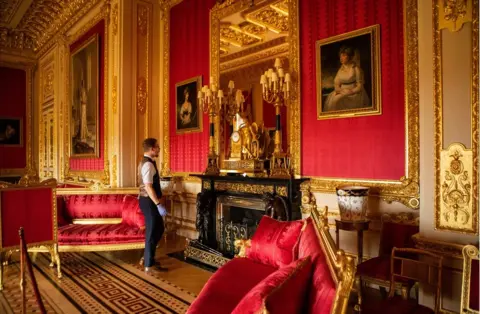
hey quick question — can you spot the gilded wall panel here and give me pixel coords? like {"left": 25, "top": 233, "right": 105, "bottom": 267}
{"left": 434, "top": 0, "right": 478, "bottom": 234}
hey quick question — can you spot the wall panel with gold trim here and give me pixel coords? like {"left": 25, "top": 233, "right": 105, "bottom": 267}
{"left": 433, "top": 0, "right": 479, "bottom": 234}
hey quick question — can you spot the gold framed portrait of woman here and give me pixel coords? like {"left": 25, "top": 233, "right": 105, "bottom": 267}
{"left": 175, "top": 76, "right": 203, "bottom": 134}
{"left": 316, "top": 25, "right": 381, "bottom": 120}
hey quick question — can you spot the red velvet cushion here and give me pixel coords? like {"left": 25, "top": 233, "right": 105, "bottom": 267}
{"left": 121, "top": 195, "right": 145, "bottom": 229}
{"left": 56, "top": 196, "right": 72, "bottom": 227}
{"left": 187, "top": 258, "right": 277, "bottom": 314}
{"left": 246, "top": 215, "right": 304, "bottom": 268}
{"left": 64, "top": 194, "right": 126, "bottom": 219}
{"left": 298, "top": 218, "right": 337, "bottom": 314}
{"left": 58, "top": 224, "right": 145, "bottom": 245}
{"left": 231, "top": 256, "right": 312, "bottom": 314}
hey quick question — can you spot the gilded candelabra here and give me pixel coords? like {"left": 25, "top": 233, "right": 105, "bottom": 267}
{"left": 260, "top": 58, "right": 292, "bottom": 178}
{"left": 198, "top": 77, "right": 223, "bottom": 175}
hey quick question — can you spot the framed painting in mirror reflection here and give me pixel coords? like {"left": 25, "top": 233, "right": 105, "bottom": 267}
{"left": 176, "top": 76, "right": 203, "bottom": 134}
{"left": 316, "top": 25, "right": 382, "bottom": 120}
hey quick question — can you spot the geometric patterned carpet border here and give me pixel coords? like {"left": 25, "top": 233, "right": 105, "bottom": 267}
{"left": 0, "top": 252, "right": 195, "bottom": 314}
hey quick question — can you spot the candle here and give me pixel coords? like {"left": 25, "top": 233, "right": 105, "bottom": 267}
{"left": 206, "top": 89, "right": 212, "bottom": 97}
{"left": 211, "top": 83, "right": 217, "bottom": 92}
{"left": 285, "top": 73, "right": 291, "bottom": 82}
{"left": 260, "top": 75, "right": 266, "bottom": 84}
{"left": 217, "top": 90, "right": 224, "bottom": 98}
{"left": 228, "top": 80, "right": 235, "bottom": 89}
{"left": 278, "top": 68, "right": 284, "bottom": 78}
{"left": 268, "top": 68, "right": 273, "bottom": 77}
{"left": 271, "top": 72, "right": 278, "bottom": 82}
{"left": 274, "top": 58, "right": 281, "bottom": 68}
{"left": 197, "top": 90, "right": 203, "bottom": 99}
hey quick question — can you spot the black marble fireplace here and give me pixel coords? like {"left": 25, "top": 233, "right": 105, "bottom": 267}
{"left": 184, "top": 174, "right": 308, "bottom": 267}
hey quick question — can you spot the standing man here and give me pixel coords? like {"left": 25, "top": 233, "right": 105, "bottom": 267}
{"left": 138, "top": 138, "right": 167, "bottom": 272}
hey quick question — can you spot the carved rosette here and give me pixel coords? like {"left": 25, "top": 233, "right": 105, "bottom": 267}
{"left": 137, "top": 77, "right": 147, "bottom": 113}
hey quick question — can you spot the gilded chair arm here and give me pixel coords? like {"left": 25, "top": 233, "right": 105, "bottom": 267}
{"left": 234, "top": 239, "right": 251, "bottom": 258}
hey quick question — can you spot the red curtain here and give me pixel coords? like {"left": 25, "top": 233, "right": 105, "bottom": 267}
{"left": 300, "top": 0, "right": 405, "bottom": 180}
{"left": 169, "top": 0, "right": 216, "bottom": 172}
{"left": 69, "top": 20, "right": 105, "bottom": 171}
{"left": 0, "top": 67, "right": 26, "bottom": 169}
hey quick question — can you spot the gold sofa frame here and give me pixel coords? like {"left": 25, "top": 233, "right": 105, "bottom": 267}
{"left": 56, "top": 187, "right": 145, "bottom": 252}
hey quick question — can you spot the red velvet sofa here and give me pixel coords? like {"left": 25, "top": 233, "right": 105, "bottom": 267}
{"left": 187, "top": 206, "right": 356, "bottom": 314}
{"left": 56, "top": 187, "right": 146, "bottom": 252}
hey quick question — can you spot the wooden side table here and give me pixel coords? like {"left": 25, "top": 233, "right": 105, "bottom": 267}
{"left": 335, "top": 219, "right": 370, "bottom": 263}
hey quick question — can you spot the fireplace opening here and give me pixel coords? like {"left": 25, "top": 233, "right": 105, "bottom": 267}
{"left": 216, "top": 196, "right": 265, "bottom": 258}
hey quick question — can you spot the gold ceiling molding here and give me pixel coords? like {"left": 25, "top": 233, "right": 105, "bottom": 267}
{"left": 243, "top": 0, "right": 289, "bottom": 34}
{"left": 220, "top": 22, "right": 262, "bottom": 47}
{"left": 439, "top": 0, "right": 472, "bottom": 32}
{"left": 0, "top": 0, "right": 23, "bottom": 26}
{"left": 36, "top": 0, "right": 103, "bottom": 57}
{"left": 433, "top": 0, "right": 478, "bottom": 234}
{"left": 220, "top": 41, "right": 288, "bottom": 73}
{"left": 221, "top": 35, "right": 286, "bottom": 62}
{"left": 308, "top": 0, "right": 420, "bottom": 209}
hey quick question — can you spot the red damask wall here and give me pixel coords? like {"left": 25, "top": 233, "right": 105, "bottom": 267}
{"left": 169, "top": 0, "right": 215, "bottom": 172}
{"left": 301, "top": 0, "right": 405, "bottom": 180}
{"left": 69, "top": 20, "right": 105, "bottom": 171}
{"left": 0, "top": 67, "right": 27, "bottom": 169}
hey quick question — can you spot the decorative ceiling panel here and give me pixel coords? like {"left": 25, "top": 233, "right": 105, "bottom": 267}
{"left": 0, "top": 0, "right": 101, "bottom": 53}
{"left": 0, "top": 0, "right": 23, "bottom": 26}
{"left": 243, "top": 0, "right": 289, "bottom": 34}
{"left": 220, "top": 22, "right": 262, "bottom": 47}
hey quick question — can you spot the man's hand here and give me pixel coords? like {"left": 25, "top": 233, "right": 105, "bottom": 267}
{"left": 156, "top": 204, "right": 167, "bottom": 217}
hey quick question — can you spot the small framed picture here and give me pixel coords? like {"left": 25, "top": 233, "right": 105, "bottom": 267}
{"left": 0, "top": 117, "right": 22, "bottom": 146}
{"left": 176, "top": 76, "right": 203, "bottom": 134}
{"left": 316, "top": 25, "right": 381, "bottom": 119}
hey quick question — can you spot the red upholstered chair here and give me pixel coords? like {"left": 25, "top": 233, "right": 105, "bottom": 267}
{"left": 0, "top": 179, "right": 60, "bottom": 290}
{"left": 461, "top": 245, "right": 479, "bottom": 314}
{"left": 355, "top": 213, "right": 419, "bottom": 311}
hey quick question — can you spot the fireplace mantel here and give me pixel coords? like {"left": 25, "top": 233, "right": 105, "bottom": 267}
{"left": 185, "top": 174, "right": 309, "bottom": 268}
{"left": 191, "top": 174, "right": 309, "bottom": 220}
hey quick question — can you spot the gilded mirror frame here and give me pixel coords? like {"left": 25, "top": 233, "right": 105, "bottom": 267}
{"left": 210, "top": 0, "right": 302, "bottom": 176}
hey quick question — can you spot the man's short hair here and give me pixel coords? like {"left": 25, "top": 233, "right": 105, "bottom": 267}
{"left": 143, "top": 138, "right": 158, "bottom": 152}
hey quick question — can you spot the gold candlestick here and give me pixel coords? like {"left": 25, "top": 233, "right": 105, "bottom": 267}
{"left": 260, "top": 58, "right": 292, "bottom": 178}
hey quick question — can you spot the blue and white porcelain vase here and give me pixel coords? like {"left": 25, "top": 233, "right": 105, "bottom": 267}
{"left": 336, "top": 186, "right": 369, "bottom": 221}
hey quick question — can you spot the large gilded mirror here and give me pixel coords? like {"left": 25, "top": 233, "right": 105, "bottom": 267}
{"left": 210, "top": 0, "right": 301, "bottom": 176}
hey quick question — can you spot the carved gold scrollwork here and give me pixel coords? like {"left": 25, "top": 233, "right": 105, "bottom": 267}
{"left": 137, "top": 77, "right": 147, "bottom": 113}
{"left": 437, "top": 143, "right": 475, "bottom": 232}
{"left": 138, "top": 5, "right": 148, "bottom": 36}
{"left": 439, "top": 0, "right": 472, "bottom": 32}
{"left": 434, "top": 0, "right": 478, "bottom": 234}
{"left": 112, "top": 3, "right": 119, "bottom": 36}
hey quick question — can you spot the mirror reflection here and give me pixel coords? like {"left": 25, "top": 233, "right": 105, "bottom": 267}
{"left": 216, "top": 0, "right": 291, "bottom": 176}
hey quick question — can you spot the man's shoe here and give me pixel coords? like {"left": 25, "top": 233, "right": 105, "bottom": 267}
{"left": 144, "top": 263, "right": 168, "bottom": 273}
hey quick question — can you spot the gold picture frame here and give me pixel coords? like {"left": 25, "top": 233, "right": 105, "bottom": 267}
{"left": 69, "top": 34, "right": 100, "bottom": 158}
{"left": 175, "top": 76, "right": 203, "bottom": 134}
{"left": 316, "top": 25, "right": 381, "bottom": 120}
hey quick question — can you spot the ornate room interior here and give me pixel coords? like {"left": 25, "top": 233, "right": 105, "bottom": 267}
{"left": 0, "top": 0, "right": 478, "bottom": 313}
